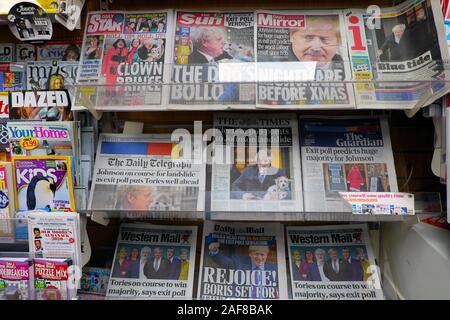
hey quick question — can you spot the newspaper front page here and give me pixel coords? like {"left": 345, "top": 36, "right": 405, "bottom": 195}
{"left": 77, "top": 10, "right": 173, "bottom": 110}
{"left": 107, "top": 223, "right": 197, "bottom": 299}
{"left": 211, "top": 113, "right": 303, "bottom": 217}
{"left": 299, "top": 116, "right": 398, "bottom": 212}
{"left": 345, "top": 0, "right": 450, "bottom": 109}
{"left": 169, "top": 11, "right": 256, "bottom": 109}
{"left": 286, "top": 224, "right": 383, "bottom": 300}
{"left": 255, "top": 10, "right": 355, "bottom": 109}
{"left": 198, "top": 221, "right": 287, "bottom": 300}
{"left": 88, "top": 134, "right": 205, "bottom": 217}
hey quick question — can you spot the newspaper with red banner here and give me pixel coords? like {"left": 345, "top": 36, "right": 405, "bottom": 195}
{"left": 255, "top": 10, "right": 354, "bottom": 109}
{"left": 345, "top": 0, "right": 450, "bottom": 109}
{"left": 88, "top": 134, "right": 205, "bottom": 216}
{"left": 77, "top": 10, "right": 173, "bottom": 110}
{"left": 170, "top": 11, "right": 256, "bottom": 109}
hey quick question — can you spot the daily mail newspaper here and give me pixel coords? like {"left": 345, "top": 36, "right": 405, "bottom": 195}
{"left": 255, "top": 10, "right": 355, "bottom": 109}
{"left": 299, "top": 116, "right": 398, "bottom": 212}
{"left": 107, "top": 223, "right": 197, "bottom": 299}
{"left": 198, "top": 221, "right": 287, "bottom": 300}
{"left": 88, "top": 134, "right": 205, "bottom": 216}
{"left": 345, "top": 0, "right": 450, "bottom": 109}
{"left": 211, "top": 113, "right": 303, "bottom": 217}
{"left": 286, "top": 224, "right": 383, "bottom": 300}
{"left": 78, "top": 10, "right": 173, "bottom": 110}
{"left": 170, "top": 11, "right": 256, "bottom": 109}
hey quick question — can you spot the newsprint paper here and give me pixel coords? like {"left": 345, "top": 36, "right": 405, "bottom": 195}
{"left": 345, "top": 0, "right": 450, "bottom": 109}
{"left": 255, "top": 10, "right": 354, "bottom": 109}
{"left": 77, "top": 10, "right": 173, "bottom": 110}
{"left": 211, "top": 113, "right": 303, "bottom": 217}
{"left": 286, "top": 224, "right": 383, "bottom": 300}
{"left": 107, "top": 223, "right": 197, "bottom": 299}
{"left": 170, "top": 11, "right": 256, "bottom": 109}
{"left": 299, "top": 116, "right": 397, "bottom": 212}
{"left": 88, "top": 134, "right": 205, "bottom": 217}
{"left": 198, "top": 221, "right": 288, "bottom": 300}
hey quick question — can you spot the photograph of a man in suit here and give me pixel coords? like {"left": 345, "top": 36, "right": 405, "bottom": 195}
{"left": 323, "top": 248, "right": 353, "bottom": 281}
{"left": 188, "top": 27, "right": 233, "bottom": 64}
{"left": 376, "top": 24, "right": 407, "bottom": 61}
{"left": 342, "top": 247, "right": 364, "bottom": 281}
{"left": 307, "top": 248, "right": 330, "bottom": 281}
{"left": 231, "top": 149, "right": 288, "bottom": 200}
{"left": 288, "top": 16, "right": 344, "bottom": 77}
{"left": 167, "top": 247, "right": 182, "bottom": 280}
{"left": 143, "top": 247, "right": 170, "bottom": 279}
{"left": 208, "top": 242, "right": 278, "bottom": 298}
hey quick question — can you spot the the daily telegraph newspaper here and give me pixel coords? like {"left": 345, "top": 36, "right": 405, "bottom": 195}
{"left": 299, "top": 116, "right": 398, "bottom": 212}
{"left": 345, "top": 0, "right": 450, "bottom": 109}
{"left": 88, "top": 134, "right": 205, "bottom": 216}
{"left": 211, "top": 113, "right": 303, "bottom": 216}
{"left": 198, "top": 221, "right": 287, "bottom": 299}
{"left": 170, "top": 11, "right": 256, "bottom": 109}
{"left": 255, "top": 10, "right": 354, "bottom": 109}
{"left": 286, "top": 224, "right": 383, "bottom": 300}
{"left": 107, "top": 223, "right": 197, "bottom": 299}
{"left": 78, "top": 10, "right": 173, "bottom": 110}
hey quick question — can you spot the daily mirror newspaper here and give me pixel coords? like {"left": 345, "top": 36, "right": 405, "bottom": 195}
{"left": 198, "top": 221, "right": 287, "bottom": 300}
{"left": 286, "top": 224, "right": 383, "bottom": 300}
{"left": 255, "top": 10, "right": 354, "bottom": 109}
{"left": 299, "top": 116, "right": 398, "bottom": 212}
{"left": 170, "top": 11, "right": 256, "bottom": 109}
{"left": 88, "top": 134, "right": 205, "bottom": 217}
{"left": 345, "top": 0, "right": 450, "bottom": 109}
{"left": 77, "top": 10, "right": 173, "bottom": 110}
{"left": 211, "top": 113, "right": 303, "bottom": 217}
{"left": 107, "top": 223, "right": 197, "bottom": 299}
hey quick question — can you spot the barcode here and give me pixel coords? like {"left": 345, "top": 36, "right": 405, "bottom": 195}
{"left": 360, "top": 94, "right": 374, "bottom": 101}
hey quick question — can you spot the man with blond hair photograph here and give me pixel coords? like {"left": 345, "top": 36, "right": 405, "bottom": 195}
{"left": 377, "top": 23, "right": 407, "bottom": 61}
{"left": 188, "top": 27, "right": 233, "bottom": 64}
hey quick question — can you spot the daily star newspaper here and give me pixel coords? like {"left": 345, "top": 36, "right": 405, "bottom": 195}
{"left": 198, "top": 221, "right": 287, "bottom": 300}
{"left": 88, "top": 134, "right": 205, "bottom": 216}
{"left": 299, "top": 116, "right": 398, "bottom": 212}
{"left": 77, "top": 10, "right": 173, "bottom": 110}
{"left": 211, "top": 113, "right": 303, "bottom": 217}
{"left": 170, "top": 11, "right": 256, "bottom": 109}
{"left": 286, "top": 224, "right": 383, "bottom": 300}
{"left": 255, "top": 10, "right": 354, "bottom": 109}
{"left": 107, "top": 223, "right": 197, "bottom": 299}
{"left": 345, "top": 0, "right": 450, "bottom": 109}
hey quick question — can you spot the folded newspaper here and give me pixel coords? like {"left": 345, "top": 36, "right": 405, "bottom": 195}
{"left": 299, "top": 116, "right": 398, "bottom": 212}
{"left": 211, "top": 113, "right": 303, "bottom": 217}
{"left": 170, "top": 11, "right": 256, "bottom": 109}
{"left": 88, "top": 134, "right": 205, "bottom": 217}
{"left": 198, "top": 221, "right": 288, "bottom": 300}
{"left": 286, "top": 224, "right": 383, "bottom": 300}
{"left": 107, "top": 223, "right": 197, "bottom": 299}
{"left": 77, "top": 10, "right": 173, "bottom": 110}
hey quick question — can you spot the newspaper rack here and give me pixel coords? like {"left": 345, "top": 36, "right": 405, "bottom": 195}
{"left": 83, "top": 191, "right": 443, "bottom": 223}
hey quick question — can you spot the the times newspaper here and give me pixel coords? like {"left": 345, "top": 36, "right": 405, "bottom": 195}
{"left": 88, "top": 134, "right": 205, "bottom": 216}
{"left": 77, "top": 10, "right": 173, "bottom": 110}
{"left": 170, "top": 11, "right": 256, "bottom": 109}
{"left": 107, "top": 223, "right": 197, "bottom": 299}
{"left": 286, "top": 224, "right": 383, "bottom": 300}
{"left": 255, "top": 10, "right": 354, "bottom": 109}
{"left": 299, "top": 116, "right": 398, "bottom": 212}
{"left": 211, "top": 113, "right": 303, "bottom": 217}
{"left": 346, "top": 0, "right": 450, "bottom": 109}
{"left": 198, "top": 221, "right": 288, "bottom": 299}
